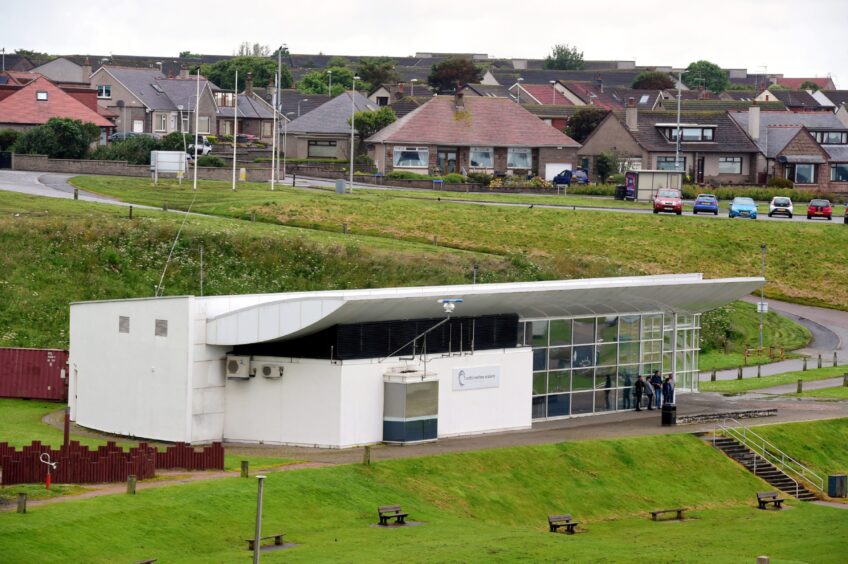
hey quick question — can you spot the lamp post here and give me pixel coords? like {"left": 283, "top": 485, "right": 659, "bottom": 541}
{"left": 1, "top": 48, "right": 5, "bottom": 72}
{"left": 327, "top": 69, "right": 333, "bottom": 96}
{"left": 675, "top": 71, "right": 682, "bottom": 172}
{"left": 516, "top": 77, "right": 524, "bottom": 104}
{"left": 549, "top": 80, "right": 556, "bottom": 104}
{"left": 411, "top": 78, "right": 418, "bottom": 96}
{"left": 283, "top": 111, "right": 294, "bottom": 180}
{"left": 297, "top": 98, "right": 308, "bottom": 117}
{"left": 349, "top": 75, "right": 360, "bottom": 193}
{"left": 759, "top": 243, "right": 767, "bottom": 349}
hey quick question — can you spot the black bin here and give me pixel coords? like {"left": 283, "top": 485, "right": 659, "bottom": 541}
{"left": 661, "top": 404, "right": 677, "bottom": 426}
{"left": 614, "top": 184, "right": 626, "bottom": 200}
{"left": 828, "top": 474, "right": 847, "bottom": 498}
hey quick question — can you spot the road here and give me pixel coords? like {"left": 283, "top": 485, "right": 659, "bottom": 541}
{"left": 0, "top": 170, "right": 129, "bottom": 204}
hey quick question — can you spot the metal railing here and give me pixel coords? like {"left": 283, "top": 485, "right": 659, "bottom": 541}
{"left": 713, "top": 418, "right": 824, "bottom": 496}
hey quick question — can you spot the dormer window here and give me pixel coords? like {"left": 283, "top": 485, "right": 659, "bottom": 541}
{"left": 215, "top": 92, "right": 236, "bottom": 107}
{"left": 811, "top": 131, "right": 848, "bottom": 145}
{"left": 36, "top": 91, "right": 48, "bottom": 101}
{"left": 656, "top": 124, "right": 716, "bottom": 142}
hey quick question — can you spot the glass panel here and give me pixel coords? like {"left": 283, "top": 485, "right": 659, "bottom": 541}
{"left": 641, "top": 314, "right": 663, "bottom": 340}
{"left": 547, "top": 393, "right": 570, "bottom": 417}
{"left": 618, "top": 365, "right": 638, "bottom": 390}
{"left": 507, "top": 148, "right": 532, "bottom": 169}
{"left": 548, "top": 370, "right": 570, "bottom": 393}
{"left": 619, "top": 315, "right": 640, "bottom": 341}
{"left": 663, "top": 352, "right": 673, "bottom": 372}
{"left": 528, "top": 320, "right": 549, "bottom": 347}
{"left": 595, "top": 388, "right": 615, "bottom": 412}
{"left": 548, "top": 346, "right": 572, "bottom": 370}
{"left": 572, "top": 318, "right": 596, "bottom": 344}
{"left": 383, "top": 382, "right": 406, "bottom": 419}
{"left": 572, "top": 345, "right": 595, "bottom": 368}
{"left": 571, "top": 368, "right": 594, "bottom": 391}
{"left": 832, "top": 164, "right": 848, "bottom": 182}
{"left": 533, "top": 348, "right": 547, "bottom": 372}
{"left": 549, "top": 319, "right": 572, "bottom": 346}
{"left": 406, "top": 382, "right": 438, "bottom": 417}
{"left": 532, "top": 396, "right": 547, "bottom": 419}
{"left": 518, "top": 322, "right": 526, "bottom": 346}
{"left": 571, "top": 391, "right": 594, "bottom": 415}
{"left": 619, "top": 342, "right": 640, "bottom": 365}
{"left": 470, "top": 147, "right": 494, "bottom": 168}
{"left": 393, "top": 147, "right": 429, "bottom": 168}
{"left": 795, "top": 164, "right": 814, "bottom": 184}
{"left": 617, "top": 387, "right": 634, "bottom": 410}
{"left": 533, "top": 372, "right": 547, "bottom": 395}
{"left": 597, "top": 343, "right": 617, "bottom": 366}
{"left": 597, "top": 316, "right": 618, "bottom": 343}
{"left": 596, "top": 366, "right": 616, "bottom": 391}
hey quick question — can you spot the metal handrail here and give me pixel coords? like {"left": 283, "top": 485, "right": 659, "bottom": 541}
{"left": 713, "top": 418, "right": 824, "bottom": 495}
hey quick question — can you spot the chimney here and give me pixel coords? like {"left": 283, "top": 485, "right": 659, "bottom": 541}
{"left": 396, "top": 82, "right": 404, "bottom": 98}
{"left": 179, "top": 64, "right": 188, "bottom": 79}
{"left": 625, "top": 97, "right": 638, "bottom": 131}
{"left": 82, "top": 57, "right": 92, "bottom": 80}
{"left": 245, "top": 72, "right": 253, "bottom": 95}
{"left": 748, "top": 105, "right": 760, "bottom": 141}
{"left": 595, "top": 74, "right": 604, "bottom": 93}
{"left": 455, "top": 90, "right": 465, "bottom": 110}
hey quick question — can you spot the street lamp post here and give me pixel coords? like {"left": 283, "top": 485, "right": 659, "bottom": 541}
{"left": 297, "top": 98, "right": 308, "bottom": 117}
{"left": 516, "top": 77, "right": 524, "bottom": 104}
{"left": 349, "top": 76, "right": 360, "bottom": 193}
{"left": 759, "top": 243, "right": 767, "bottom": 349}
{"left": 549, "top": 80, "right": 556, "bottom": 104}
{"left": 283, "top": 111, "right": 294, "bottom": 180}
{"left": 327, "top": 70, "right": 333, "bottom": 96}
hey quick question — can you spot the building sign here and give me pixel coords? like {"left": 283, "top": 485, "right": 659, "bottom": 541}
{"left": 452, "top": 366, "right": 500, "bottom": 391}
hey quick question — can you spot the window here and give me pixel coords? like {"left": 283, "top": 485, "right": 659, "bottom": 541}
{"left": 215, "top": 92, "right": 236, "bottom": 107}
{"left": 221, "top": 120, "right": 233, "bottom": 135}
{"left": 656, "top": 156, "right": 685, "bottom": 170}
{"left": 197, "top": 116, "right": 210, "bottom": 134}
{"left": 97, "top": 85, "right": 111, "bottom": 99}
{"left": 376, "top": 96, "right": 389, "bottom": 106}
{"left": 308, "top": 140, "right": 338, "bottom": 158}
{"left": 470, "top": 146, "right": 494, "bottom": 168}
{"left": 507, "top": 147, "right": 532, "bottom": 169}
{"left": 181, "top": 115, "right": 189, "bottom": 132}
{"left": 831, "top": 164, "right": 848, "bottom": 182}
{"left": 155, "top": 114, "right": 167, "bottom": 132}
{"left": 718, "top": 156, "right": 742, "bottom": 174}
{"left": 36, "top": 91, "right": 48, "bottom": 101}
{"left": 118, "top": 316, "right": 130, "bottom": 334}
{"left": 660, "top": 126, "right": 715, "bottom": 142}
{"left": 261, "top": 121, "right": 273, "bottom": 137}
{"left": 155, "top": 319, "right": 168, "bottom": 337}
{"left": 393, "top": 146, "right": 429, "bottom": 168}
{"left": 787, "top": 163, "right": 816, "bottom": 184}
{"left": 132, "top": 120, "right": 144, "bottom": 133}
{"left": 812, "top": 131, "right": 848, "bottom": 144}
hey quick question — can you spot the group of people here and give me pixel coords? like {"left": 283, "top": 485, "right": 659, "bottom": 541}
{"left": 633, "top": 371, "right": 674, "bottom": 411}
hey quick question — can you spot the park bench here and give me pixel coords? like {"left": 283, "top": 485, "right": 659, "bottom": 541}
{"left": 757, "top": 492, "right": 786, "bottom": 510}
{"left": 548, "top": 514, "right": 580, "bottom": 534}
{"left": 378, "top": 504, "right": 409, "bottom": 526}
{"left": 245, "top": 533, "right": 285, "bottom": 551}
{"left": 650, "top": 508, "right": 687, "bottom": 521}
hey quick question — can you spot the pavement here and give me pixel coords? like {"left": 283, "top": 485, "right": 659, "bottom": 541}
{"left": 0, "top": 170, "right": 128, "bottom": 205}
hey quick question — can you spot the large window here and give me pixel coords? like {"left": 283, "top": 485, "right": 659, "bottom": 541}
{"left": 812, "top": 131, "right": 848, "bottom": 145}
{"left": 787, "top": 163, "right": 816, "bottom": 184}
{"left": 97, "top": 85, "right": 111, "bottom": 99}
{"left": 197, "top": 116, "right": 211, "bottom": 134}
{"left": 308, "top": 140, "right": 337, "bottom": 158}
{"left": 660, "top": 126, "right": 715, "bottom": 142}
{"left": 718, "top": 156, "right": 742, "bottom": 174}
{"left": 470, "top": 146, "right": 494, "bottom": 168}
{"left": 215, "top": 92, "right": 236, "bottom": 107}
{"left": 656, "top": 156, "right": 685, "bottom": 171}
{"left": 155, "top": 114, "right": 167, "bottom": 132}
{"left": 261, "top": 121, "right": 273, "bottom": 138}
{"left": 507, "top": 147, "right": 532, "bottom": 169}
{"left": 393, "top": 146, "right": 429, "bottom": 168}
{"left": 831, "top": 164, "right": 848, "bottom": 182}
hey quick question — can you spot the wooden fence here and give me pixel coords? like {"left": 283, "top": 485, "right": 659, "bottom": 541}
{"left": 0, "top": 441, "right": 224, "bottom": 486}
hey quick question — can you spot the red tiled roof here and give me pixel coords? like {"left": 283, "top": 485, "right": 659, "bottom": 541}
{"left": 559, "top": 81, "right": 619, "bottom": 110}
{"left": 518, "top": 84, "right": 573, "bottom": 106}
{"left": 776, "top": 77, "right": 832, "bottom": 90}
{"left": 367, "top": 95, "right": 579, "bottom": 147}
{"left": 0, "top": 76, "right": 113, "bottom": 127}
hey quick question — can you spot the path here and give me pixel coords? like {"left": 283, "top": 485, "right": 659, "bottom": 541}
{"left": 0, "top": 170, "right": 127, "bottom": 204}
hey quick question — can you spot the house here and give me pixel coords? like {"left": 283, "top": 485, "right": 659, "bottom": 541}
{"left": 775, "top": 77, "right": 837, "bottom": 90}
{"left": 754, "top": 89, "right": 830, "bottom": 112}
{"left": 578, "top": 101, "right": 761, "bottom": 184}
{"left": 89, "top": 66, "right": 218, "bottom": 138}
{"left": 508, "top": 83, "right": 573, "bottom": 106}
{"left": 30, "top": 56, "right": 90, "bottom": 85}
{"left": 0, "top": 75, "right": 113, "bottom": 141}
{"left": 283, "top": 91, "right": 378, "bottom": 160}
{"left": 367, "top": 82, "right": 429, "bottom": 106}
{"left": 366, "top": 93, "right": 581, "bottom": 178}
{"left": 460, "top": 83, "right": 515, "bottom": 100}
{"left": 729, "top": 109, "right": 848, "bottom": 190}
{"left": 214, "top": 73, "right": 280, "bottom": 142}
{"left": 657, "top": 98, "right": 786, "bottom": 112}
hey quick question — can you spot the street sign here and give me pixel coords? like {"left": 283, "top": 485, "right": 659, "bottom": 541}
{"left": 757, "top": 302, "right": 768, "bottom": 313}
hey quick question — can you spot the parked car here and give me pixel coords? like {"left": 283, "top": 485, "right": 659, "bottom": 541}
{"left": 108, "top": 132, "right": 145, "bottom": 142}
{"left": 692, "top": 194, "right": 719, "bottom": 215}
{"left": 236, "top": 133, "right": 259, "bottom": 143}
{"left": 728, "top": 197, "right": 758, "bottom": 219}
{"left": 806, "top": 198, "right": 832, "bottom": 221}
{"left": 554, "top": 168, "right": 589, "bottom": 186}
{"left": 768, "top": 197, "right": 793, "bottom": 218}
{"left": 653, "top": 188, "right": 683, "bottom": 215}
{"left": 188, "top": 135, "right": 213, "bottom": 156}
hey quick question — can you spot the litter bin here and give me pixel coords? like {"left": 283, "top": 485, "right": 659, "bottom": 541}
{"left": 614, "top": 184, "right": 626, "bottom": 200}
{"left": 828, "top": 474, "right": 847, "bottom": 498}
{"left": 661, "top": 404, "right": 677, "bottom": 426}
{"left": 335, "top": 179, "right": 346, "bottom": 194}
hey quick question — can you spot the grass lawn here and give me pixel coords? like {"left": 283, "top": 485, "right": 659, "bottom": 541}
{"left": 790, "top": 385, "right": 848, "bottom": 400}
{"left": 3, "top": 433, "right": 847, "bottom": 562}
{"left": 699, "top": 365, "right": 848, "bottom": 393}
{"left": 70, "top": 175, "right": 848, "bottom": 311}
{"left": 751, "top": 418, "right": 848, "bottom": 476}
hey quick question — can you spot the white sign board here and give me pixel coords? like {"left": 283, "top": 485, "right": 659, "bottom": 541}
{"left": 150, "top": 151, "right": 189, "bottom": 174}
{"left": 452, "top": 366, "right": 500, "bottom": 391}
{"left": 757, "top": 302, "right": 768, "bottom": 313}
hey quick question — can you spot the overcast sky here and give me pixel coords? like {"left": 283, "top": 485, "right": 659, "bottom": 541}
{"left": 4, "top": 0, "right": 846, "bottom": 87}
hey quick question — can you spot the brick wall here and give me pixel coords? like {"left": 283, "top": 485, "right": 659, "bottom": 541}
{"left": 538, "top": 146, "right": 579, "bottom": 178}
{"left": 775, "top": 131, "right": 831, "bottom": 191}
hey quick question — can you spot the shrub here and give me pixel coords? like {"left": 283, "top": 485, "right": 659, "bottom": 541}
{"left": 13, "top": 118, "right": 99, "bottom": 159}
{"left": 568, "top": 184, "right": 617, "bottom": 196}
{"left": 385, "top": 170, "right": 432, "bottom": 180}
{"left": 218, "top": 134, "right": 234, "bottom": 143}
{"left": 89, "top": 135, "right": 160, "bottom": 165}
{"left": 489, "top": 175, "right": 553, "bottom": 189}
{"left": 197, "top": 155, "right": 226, "bottom": 167}
{"left": 0, "top": 129, "right": 19, "bottom": 151}
{"left": 767, "top": 177, "right": 794, "bottom": 189}
{"left": 466, "top": 172, "right": 493, "bottom": 186}
{"left": 206, "top": 135, "right": 218, "bottom": 144}
{"left": 608, "top": 173, "right": 625, "bottom": 185}
{"left": 442, "top": 173, "right": 467, "bottom": 184}
{"left": 159, "top": 132, "right": 192, "bottom": 152}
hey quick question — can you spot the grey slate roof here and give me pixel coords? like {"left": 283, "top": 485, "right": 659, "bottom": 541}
{"left": 285, "top": 91, "right": 378, "bottom": 134}
{"left": 104, "top": 67, "right": 214, "bottom": 111}
{"left": 625, "top": 111, "right": 760, "bottom": 153}
{"left": 821, "top": 90, "right": 848, "bottom": 108}
{"left": 767, "top": 89, "right": 822, "bottom": 109}
{"left": 824, "top": 145, "right": 848, "bottom": 162}
{"left": 491, "top": 69, "right": 642, "bottom": 88}
{"left": 604, "top": 88, "right": 661, "bottom": 109}
{"left": 462, "top": 83, "right": 515, "bottom": 99}
{"left": 729, "top": 111, "right": 846, "bottom": 156}
{"left": 251, "top": 88, "right": 332, "bottom": 118}
{"left": 217, "top": 93, "right": 275, "bottom": 119}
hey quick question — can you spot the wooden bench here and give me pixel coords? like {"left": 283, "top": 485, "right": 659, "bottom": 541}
{"left": 650, "top": 508, "right": 686, "bottom": 521}
{"left": 378, "top": 504, "right": 409, "bottom": 526}
{"left": 757, "top": 492, "right": 786, "bottom": 510}
{"left": 548, "top": 514, "right": 580, "bottom": 534}
{"left": 245, "top": 533, "right": 284, "bottom": 551}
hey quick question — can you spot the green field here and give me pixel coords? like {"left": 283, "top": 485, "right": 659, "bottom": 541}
{"left": 700, "top": 365, "right": 848, "bottom": 393}
{"left": 751, "top": 418, "right": 848, "bottom": 476}
{"left": 70, "top": 176, "right": 848, "bottom": 311}
{"left": 792, "top": 385, "right": 848, "bottom": 400}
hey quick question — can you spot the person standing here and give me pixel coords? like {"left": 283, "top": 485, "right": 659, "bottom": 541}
{"left": 643, "top": 375, "right": 655, "bottom": 410}
{"left": 604, "top": 374, "right": 612, "bottom": 410}
{"left": 623, "top": 373, "right": 632, "bottom": 409}
{"left": 650, "top": 370, "right": 663, "bottom": 409}
{"left": 634, "top": 375, "right": 646, "bottom": 411}
{"left": 662, "top": 375, "right": 675, "bottom": 405}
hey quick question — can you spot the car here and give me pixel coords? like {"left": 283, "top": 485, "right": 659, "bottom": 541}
{"left": 552, "top": 169, "right": 573, "bottom": 186}
{"left": 235, "top": 133, "right": 259, "bottom": 143}
{"left": 108, "top": 131, "right": 145, "bottom": 142}
{"left": 188, "top": 135, "right": 213, "bottom": 156}
{"left": 768, "top": 197, "right": 793, "bottom": 218}
{"left": 653, "top": 188, "right": 683, "bottom": 215}
{"left": 692, "top": 193, "right": 719, "bottom": 215}
{"left": 553, "top": 168, "right": 589, "bottom": 186}
{"left": 728, "top": 197, "right": 758, "bottom": 219}
{"left": 806, "top": 198, "right": 832, "bottom": 220}
{"left": 844, "top": 203, "right": 848, "bottom": 225}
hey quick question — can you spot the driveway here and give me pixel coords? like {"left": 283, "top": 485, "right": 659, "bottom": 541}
{"left": 0, "top": 170, "right": 127, "bottom": 205}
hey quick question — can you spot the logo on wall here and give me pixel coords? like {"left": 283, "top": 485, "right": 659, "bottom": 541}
{"left": 452, "top": 366, "right": 500, "bottom": 391}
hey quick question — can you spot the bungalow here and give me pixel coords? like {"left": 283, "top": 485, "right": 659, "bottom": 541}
{"left": 283, "top": 91, "right": 378, "bottom": 160}
{"left": 754, "top": 89, "right": 831, "bottom": 112}
{"left": 366, "top": 93, "right": 580, "bottom": 179}
{"left": 214, "top": 73, "right": 280, "bottom": 143}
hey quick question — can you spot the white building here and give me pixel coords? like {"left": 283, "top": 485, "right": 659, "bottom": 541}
{"left": 68, "top": 274, "right": 762, "bottom": 448}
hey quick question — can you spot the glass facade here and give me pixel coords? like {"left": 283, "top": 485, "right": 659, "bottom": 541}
{"left": 522, "top": 312, "right": 700, "bottom": 420}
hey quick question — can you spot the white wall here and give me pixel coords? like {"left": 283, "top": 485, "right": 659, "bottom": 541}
{"left": 189, "top": 299, "right": 227, "bottom": 443}
{"left": 69, "top": 297, "right": 193, "bottom": 442}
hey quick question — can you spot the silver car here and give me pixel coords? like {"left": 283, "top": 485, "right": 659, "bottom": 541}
{"left": 768, "top": 197, "right": 793, "bottom": 218}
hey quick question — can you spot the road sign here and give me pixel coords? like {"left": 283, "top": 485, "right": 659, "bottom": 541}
{"left": 757, "top": 302, "right": 768, "bottom": 313}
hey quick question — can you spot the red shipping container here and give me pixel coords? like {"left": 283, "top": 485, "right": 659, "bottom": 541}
{"left": 0, "top": 347, "right": 69, "bottom": 402}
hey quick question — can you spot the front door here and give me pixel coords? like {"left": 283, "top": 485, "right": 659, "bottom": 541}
{"left": 437, "top": 149, "right": 457, "bottom": 174}
{"left": 696, "top": 156, "right": 705, "bottom": 184}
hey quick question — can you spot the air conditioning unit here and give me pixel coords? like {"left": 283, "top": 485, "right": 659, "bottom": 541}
{"left": 226, "top": 355, "right": 251, "bottom": 379}
{"left": 257, "top": 364, "right": 284, "bottom": 379}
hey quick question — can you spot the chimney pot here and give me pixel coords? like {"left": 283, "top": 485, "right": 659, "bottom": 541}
{"left": 245, "top": 72, "right": 253, "bottom": 95}
{"left": 179, "top": 64, "right": 188, "bottom": 79}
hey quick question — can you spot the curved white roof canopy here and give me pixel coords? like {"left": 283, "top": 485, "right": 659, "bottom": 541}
{"left": 204, "top": 274, "right": 763, "bottom": 346}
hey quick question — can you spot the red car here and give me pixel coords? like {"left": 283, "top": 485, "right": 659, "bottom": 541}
{"left": 653, "top": 189, "right": 683, "bottom": 215}
{"left": 806, "top": 198, "right": 832, "bottom": 221}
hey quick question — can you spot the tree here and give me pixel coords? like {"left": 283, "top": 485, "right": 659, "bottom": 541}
{"left": 236, "top": 42, "right": 271, "bottom": 57}
{"left": 595, "top": 150, "right": 617, "bottom": 183}
{"left": 799, "top": 80, "right": 820, "bottom": 92}
{"left": 298, "top": 66, "right": 356, "bottom": 97}
{"left": 13, "top": 118, "right": 99, "bottom": 159}
{"left": 348, "top": 107, "right": 396, "bottom": 150}
{"left": 327, "top": 56, "right": 349, "bottom": 68}
{"left": 0, "top": 129, "right": 19, "bottom": 151}
{"left": 543, "top": 44, "right": 584, "bottom": 70}
{"left": 631, "top": 71, "right": 674, "bottom": 90}
{"left": 767, "top": 83, "right": 788, "bottom": 91}
{"left": 179, "top": 51, "right": 201, "bottom": 58}
{"left": 200, "top": 56, "right": 292, "bottom": 91}
{"left": 89, "top": 135, "right": 161, "bottom": 165}
{"left": 357, "top": 57, "right": 400, "bottom": 88}
{"left": 682, "top": 60, "right": 729, "bottom": 93}
{"left": 427, "top": 58, "right": 483, "bottom": 93}
{"left": 565, "top": 108, "right": 609, "bottom": 143}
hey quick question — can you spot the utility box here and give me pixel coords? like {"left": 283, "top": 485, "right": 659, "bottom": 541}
{"left": 383, "top": 366, "right": 438, "bottom": 444}
{"left": 828, "top": 474, "right": 847, "bottom": 498}
{"left": 624, "top": 170, "right": 683, "bottom": 202}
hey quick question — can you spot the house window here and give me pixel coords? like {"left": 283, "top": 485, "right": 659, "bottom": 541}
{"left": 656, "top": 156, "right": 685, "bottom": 171}
{"left": 376, "top": 96, "right": 389, "bottom": 106}
{"left": 97, "top": 85, "right": 111, "bottom": 99}
{"left": 308, "top": 140, "right": 338, "bottom": 158}
{"left": 470, "top": 146, "right": 494, "bottom": 168}
{"left": 507, "top": 148, "right": 532, "bottom": 169}
{"left": 216, "top": 92, "right": 236, "bottom": 107}
{"left": 786, "top": 163, "right": 816, "bottom": 184}
{"left": 221, "top": 120, "right": 233, "bottom": 135}
{"left": 831, "top": 164, "right": 848, "bottom": 182}
{"left": 181, "top": 115, "right": 190, "bottom": 132}
{"left": 812, "top": 131, "right": 848, "bottom": 144}
{"left": 718, "top": 157, "right": 742, "bottom": 174}
{"left": 261, "top": 121, "right": 273, "bottom": 138}
{"left": 132, "top": 120, "right": 144, "bottom": 133}
{"left": 393, "top": 146, "right": 429, "bottom": 168}
{"left": 36, "top": 91, "right": 48, "bottom": 101}
{"left": 155, "top": 114, "right": 167, "bottom": 132}
{"left": 661, "top": 127, "right": 715, "bottom": 142}
{"left": 197, "top": 116, "right": 211, "bottom": 134}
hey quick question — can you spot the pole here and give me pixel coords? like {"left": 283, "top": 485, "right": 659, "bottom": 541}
{"left": 675, "top": 72, "right": 682, "bottom": 172}
{"left": 253, "top": 475, "right": 266, "bottom": 564}
{"left": 276, "top": 48, "right": 282, "bottom": 185}
{"left": 759, "top": 244, "right": 766, "bottom": 349}
{"left": 270, "top": 71, "right": 278, "bottom": 191}
{"left": 232, "top": 70, "right": 238, "bottom": 191}
{"left": 199, "top": 244, "right": 204, "bottom": 297}
{"left": 63, "top": 406, "right": 70, "bottom": 447}
{"left": 328, "top": 70, "right": 332, "bottom": 96}
{"left": 193, "top": 70, "right": 200, "bottom": 191}
{"left": 349, "top": 77, "right": 359, "bottom": 193}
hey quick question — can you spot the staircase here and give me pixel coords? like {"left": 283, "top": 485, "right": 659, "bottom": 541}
{"left": 711, "top": 436, "right": 818, "bottom": 501}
